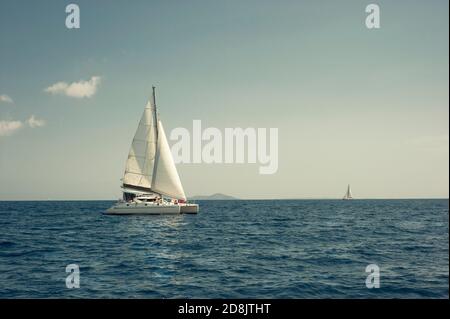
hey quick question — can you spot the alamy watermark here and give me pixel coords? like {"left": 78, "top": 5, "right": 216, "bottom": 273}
{"left": 65, "top": 4, "right": 80, "bottom": 29}
{"left": 365, "top": 264, "right": 380, "bottom": 288}
{"left": 169, "top": 120, "right": 278, "bottom": 175}
{"left": 65, "top": 264, "right": 80, "bottom": 288}
{"left": 365, "top": 4, "right": 381, "bottom": 29}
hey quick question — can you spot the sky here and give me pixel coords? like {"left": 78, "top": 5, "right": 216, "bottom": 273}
{"left": 0, "top": 0, "right": 448, "bottom": 200}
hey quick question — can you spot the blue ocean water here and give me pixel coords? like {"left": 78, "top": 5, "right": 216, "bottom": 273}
{"left": 0, "top": 199, "right": 448, "bottom": 298}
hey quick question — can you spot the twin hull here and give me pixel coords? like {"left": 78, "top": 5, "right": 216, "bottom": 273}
{"left": 105, "top": 202, "right": 198, "bottom": 215}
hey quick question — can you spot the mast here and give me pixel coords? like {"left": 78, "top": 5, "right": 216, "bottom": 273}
{"left": 152, "top": 86, "right": 158, "bottom": 142}
{"left": 151, "top": 85, "right": 160, "bottom": 196}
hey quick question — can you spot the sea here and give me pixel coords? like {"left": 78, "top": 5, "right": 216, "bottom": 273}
{"left": 0, "top": 199, "right": 448, "bottom": 298}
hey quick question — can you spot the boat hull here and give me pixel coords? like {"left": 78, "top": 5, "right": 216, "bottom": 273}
{"left": 105, "top": 202, "right": 181, "bottom": 215}
{"left": 180, "top": 203, "right": 199, "bottom": 214}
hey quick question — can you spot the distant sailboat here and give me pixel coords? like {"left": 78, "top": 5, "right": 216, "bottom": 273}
{"left": 106, "top": 87, "right": 198, "bottom": 215}
{"left": 343, "top": 184, "right": 353, "bottom": 200}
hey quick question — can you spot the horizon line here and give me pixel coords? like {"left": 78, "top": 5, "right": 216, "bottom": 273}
{"left": 0, "top": 197, "right": 448, "bottom": 202}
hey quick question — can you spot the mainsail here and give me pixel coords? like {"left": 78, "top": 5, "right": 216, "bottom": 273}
{"left": 123, "top": 100, "right": 157, "bottom": 192}
{"left": 122, "top": 87, "right": 186, "bottom": 200}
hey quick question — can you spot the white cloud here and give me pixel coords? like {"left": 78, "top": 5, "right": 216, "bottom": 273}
{"left": 27, "top": 115, "right": 46, "bottom": 128}
{"left": 45, "top": 82, "right": 68, "bottom": 94}
{"left": 0, "top": 120, "right": 23, "bottom": 136}
{"left": 44, "top": 76, "right": 101, "bottom": 98}
{"left": 0, "top": 116, "right": 46, "bottom": 137}
{"left": 0, "top": 94, "right": 13, "bottom": 103}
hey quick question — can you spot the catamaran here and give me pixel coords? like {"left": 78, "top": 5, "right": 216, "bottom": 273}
{"left": 106, "top": 87, "right": 199, "bottom": 215}
{"left": 342, "top": 184, "right": 353, "bottom": 200}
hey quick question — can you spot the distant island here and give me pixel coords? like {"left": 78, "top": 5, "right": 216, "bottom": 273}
{"left": 189, "top": 193, "right": 238, "bottom": 200}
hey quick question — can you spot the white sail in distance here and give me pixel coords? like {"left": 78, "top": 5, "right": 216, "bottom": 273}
{"left": 343, "top": 184, "right": 353, "bottom": 200}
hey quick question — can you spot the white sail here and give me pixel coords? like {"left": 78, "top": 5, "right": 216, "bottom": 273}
{"left": 122, "top": 100, "right": 157, "bottom": 191}
{"left": 343, "top": 184, "right": 353, "bottom": 199}
{"left": 152, "top": 120, "right": 186, "bottom": 200}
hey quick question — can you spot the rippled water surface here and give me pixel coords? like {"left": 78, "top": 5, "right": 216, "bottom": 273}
{"left": 0, "top": 199, "right": 448, "bottom": 298}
